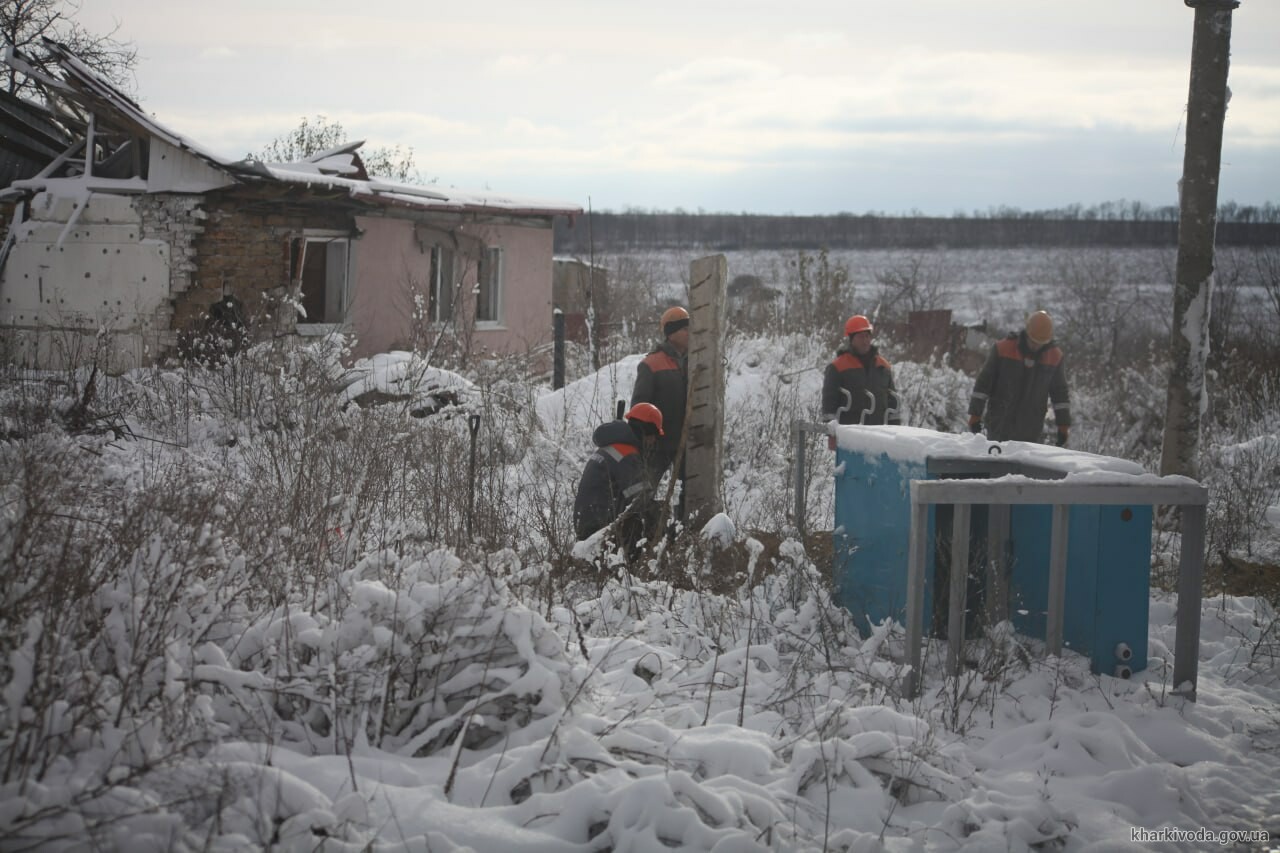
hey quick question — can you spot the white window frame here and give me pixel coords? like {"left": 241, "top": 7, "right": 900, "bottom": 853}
{"left": 292, "top": 230, "right": 351, "bottom": 333}
{"left": 428, "top": 245, "right": 455, "bottom": 324}
{"left": 476, "top": 246, "right": 503, "bottom": 326}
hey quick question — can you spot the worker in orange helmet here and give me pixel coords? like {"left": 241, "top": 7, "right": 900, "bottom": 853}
{"left": 821, "top": 314, "right": 901, "bottom": 449}
{"left": 631, "top": 305, "right": 690, "bottom": 479}
{"left": 968, "top": 309, "right": 1072, "bottom": 445}
{"left": 573, "top": 403, "right": 665, "bottom": 551}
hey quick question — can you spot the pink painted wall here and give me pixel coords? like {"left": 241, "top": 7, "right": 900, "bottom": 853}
{"left": 346, "top": 216, "right": 555, "bottom": 361}
{"left": 347, "top": 217, "right": 422, "bottom": 358}
{"left": 461, "top": 221, "right": 555, "bottom": 357}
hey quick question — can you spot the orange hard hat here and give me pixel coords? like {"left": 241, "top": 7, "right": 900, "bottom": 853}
{"left": 625, "top": 402, "right": 665, "bottom": 435}
{"left": 661, "top": 306, "right": 689, "bottom": 326}
{"left": 660, "top": 306, "right": 690, "bottom": 337}
{"left": 1026, "top": 310, "right": 1054, "bottom": 346}
{"left": 844, "top": 314, "right": 873, "bottom": 336}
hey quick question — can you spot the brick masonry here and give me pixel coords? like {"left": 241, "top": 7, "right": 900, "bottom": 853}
{"left": 134, "top": 192, "right": 350, "bottom": 355}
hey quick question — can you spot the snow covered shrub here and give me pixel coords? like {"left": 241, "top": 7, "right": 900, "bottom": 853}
{"left": 0, "top": 353, "right": 581, "bottom": 847}
{"left": 503, "top": 430, "right": 582, "bottom": 568}
{"left": 1200, "top": 368, "right": 1280, "bottom": 566}
{"left": 203, "top": 546, "right": 574, "bottom": 760}
{"left": 0, "top": 367, "right": 63, "bottom": 440}
{"left": 723, "top": 333, "right": 829, "bottom": 532}
{"left": 176, "top": 334, "right": 350, "bottom": 434}
{"left": 889, "top": 359, "right": 972, "bottom": 433}
{"left": 1068, "top": 352, "right": 1167, "bottom": 464}
{"left": 0, "top": 434, "right": 245, "bottom": 844}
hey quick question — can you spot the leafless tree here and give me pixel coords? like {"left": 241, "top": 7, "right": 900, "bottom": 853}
{"left": 1, "top": 0, "right": 137, "bottom": 96}
{"left": 251, "top": 114, "right": 423, "bottom": 183}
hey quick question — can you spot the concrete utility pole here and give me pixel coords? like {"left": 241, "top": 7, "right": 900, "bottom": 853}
{"left": 1161, "top": 0, "right": 1239, "bottom": 478}
{"left": 684, "top": 255, "right": 727, "bottom": 523}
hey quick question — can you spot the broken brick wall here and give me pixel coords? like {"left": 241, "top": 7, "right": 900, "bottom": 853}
{"left": 171, "top": 195, "right": 348, "bottom": 344}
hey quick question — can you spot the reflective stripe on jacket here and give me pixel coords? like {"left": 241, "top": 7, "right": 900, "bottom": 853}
{"left": 631, "top": 340, "right": 687, "bottom": 470}
{"left": 573, "top": 420, "right": 650, "bottom": 540}
{"left": 821, "top": 344, "right": 900, "bottom": 426}
{"left": 968, "top": 332, "right": 1071, "bottom": 442}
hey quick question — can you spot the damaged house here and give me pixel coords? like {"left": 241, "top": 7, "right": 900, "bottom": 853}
{"left": 0, "top": 40, "right": 582, "bottom": 370}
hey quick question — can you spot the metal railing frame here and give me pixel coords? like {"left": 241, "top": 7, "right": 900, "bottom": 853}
{"left": 903, "top": 477, "right": 1209, "bottom": 700}
{"left": 791, "top": 419, "right": 829, "bottom": 534}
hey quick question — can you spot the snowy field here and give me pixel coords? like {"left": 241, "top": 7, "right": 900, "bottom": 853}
{"left": 591, "top": 245, "right": 1277, "bottom": 334}
{"left": 2, "top": 318, "right": 1278, "bottom": 852}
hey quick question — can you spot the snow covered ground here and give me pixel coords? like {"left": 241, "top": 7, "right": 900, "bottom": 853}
{"left": 1, "top": 333, "right": 1278, "bottom": 852}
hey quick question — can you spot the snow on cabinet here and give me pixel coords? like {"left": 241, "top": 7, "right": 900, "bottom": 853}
{"left": 830, "top": 426, "right": 1191, "bottom": 683}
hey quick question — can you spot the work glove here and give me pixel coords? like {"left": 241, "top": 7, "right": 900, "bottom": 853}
{"left": 1056, "top": 426, "right": 1069, "bottom": 447}
{"left": 968, "top": 415, "right": 983, "bottom": 434}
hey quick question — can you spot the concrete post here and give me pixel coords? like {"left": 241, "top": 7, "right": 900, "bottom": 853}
{"left": 1161, "top": 0, "right": 1239, "bottom": 478}
{"left": 685, "top": 255, "right": 727, "bottom": 524}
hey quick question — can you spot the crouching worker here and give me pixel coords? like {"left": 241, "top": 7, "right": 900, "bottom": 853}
{"left": 573, "top": 403, "right": 665, "bottom": 557}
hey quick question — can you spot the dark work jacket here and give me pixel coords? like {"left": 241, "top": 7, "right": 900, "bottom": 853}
{"left": 821, "top": 343, "right": 901, "bottom": 426}
{"left": 968, "top": 332, "right": 1072, "bottom": 442}
{"left": 573, "top": 420, "right": 651, "bottom": 540}
{"left": 630, "top": 340, "right": 687, "bottom": 471}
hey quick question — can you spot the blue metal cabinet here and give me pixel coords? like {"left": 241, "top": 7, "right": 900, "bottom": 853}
{"left": 1007, "top": 503, "right": 1150, "bottom": 675}
{"left": 833, "top": 439, "right": 1152, "bottom": 677}
{"left": 832, "top": 448, "right": 931, "bottom": 634}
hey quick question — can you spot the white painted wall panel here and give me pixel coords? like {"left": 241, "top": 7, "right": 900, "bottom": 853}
{"left": 147, "top": 138, "right": 235, "bottom": 193}
{"left": 27, "top": 192, "right": 143, "bottom": 225}
{"left": 1, "top": 199, "right": 172, "bottom": 370}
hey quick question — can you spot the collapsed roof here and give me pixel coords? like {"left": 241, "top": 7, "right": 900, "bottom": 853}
{"left": 0, "top": 38, "right": 581, "bottom": 219}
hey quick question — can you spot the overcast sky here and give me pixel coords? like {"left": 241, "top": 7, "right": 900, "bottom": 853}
{"left": 79, "top": 1, "right": 1280, "bottom": 216}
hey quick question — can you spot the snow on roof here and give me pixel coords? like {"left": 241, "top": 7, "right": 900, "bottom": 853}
{"left": 261, "top": 155, "right": 581, "bottom": 217}
{"left": 12, "top": 41, "right": 582, "bottom": 219}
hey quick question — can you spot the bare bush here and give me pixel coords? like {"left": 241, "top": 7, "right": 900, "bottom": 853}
{"left": 1049, "top": 250, "right": 1167, "bottom": 369}
{"left": 869, "top": 254, "right": 950, "bottom": 324}
{"left": 1200, "top": 369, "right": 1280, "bottom": 563}
{"left": 584, "top": 251, "right": 676, "bottom": 364}
{"left": 781, "top": 249, "right": 856, "bottom": 337}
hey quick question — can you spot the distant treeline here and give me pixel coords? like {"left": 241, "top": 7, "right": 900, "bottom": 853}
{"left": 553, "top": 203, "right": 1280, "bottom": 252}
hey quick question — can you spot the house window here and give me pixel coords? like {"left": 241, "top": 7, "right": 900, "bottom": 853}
{"left": 291, "top": 236, "right": 349, "bottom": 325}
{"left": 476, "top": 247, "right": 503, "bottom": 324}
{"left": 428, "top": 246, "right": 455, "bottom": 323}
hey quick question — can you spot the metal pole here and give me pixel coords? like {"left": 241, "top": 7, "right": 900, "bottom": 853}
{"left": 1045, "top": 505, "right": 1070, "bottom": 656}
{"left": 985, "top": 504, "right": 1011, "bottom": 626}
{"left": 1173, "top": 503, "right": 1207, "bottom": 700}
{"left": 947, "top": 504, "right": 971, "bottom": 677}
{"left": 904, "top": 486, "right": 929, "bottom": 698}
{"left": 793, "top": 419, "right": 807, "bottom": 534}
{"left": 467, "top": 413, "right": 481, "bottom": 539}
{"left": 552, "top": 309, "right": 565, "bottom": 390}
